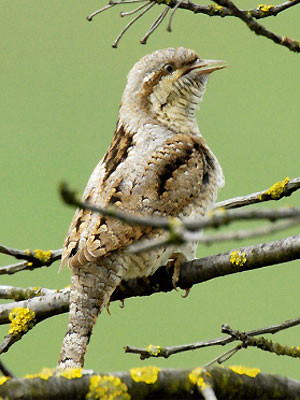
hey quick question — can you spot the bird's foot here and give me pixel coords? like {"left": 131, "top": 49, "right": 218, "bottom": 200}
{"left": 167, "top": 252, "right": 187, "bottom": 291}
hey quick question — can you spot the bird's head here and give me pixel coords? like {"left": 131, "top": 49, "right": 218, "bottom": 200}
{"left": 120, "top": 47, "right": 226, "bottom": 132}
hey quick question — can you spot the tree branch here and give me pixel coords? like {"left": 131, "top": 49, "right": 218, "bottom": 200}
{"left": 87, "top": 0, "right": 300, "bottom": 52}
{"left": 60, "top": 182, "right": 300, "bottom": 233}
{"left": 215, "top": 176, "right": 300, "bottom": 210}
{"left": 0, "top": 245, "right": 62, "bottom": 275}
{"left": 1, "top": 366, "right": 300, "bottom": 399}
{"left": 213, "top": 0, "right": 300, "bottom": 53}
{"left": 1, "top": 235, "right": 299, "bottom": 326}
{"left": 125, "top": 317, "right": 300, "bottom": 359}
{"left": 1, "top": 177, "right": 298, "bottom": 275}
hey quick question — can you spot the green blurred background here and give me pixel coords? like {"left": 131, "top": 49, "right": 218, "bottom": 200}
{"left": 1, "top": 0, "right": 300, "bottom": 379}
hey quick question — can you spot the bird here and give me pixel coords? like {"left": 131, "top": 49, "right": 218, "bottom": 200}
{"left": 58, "top": 47, "right": 226, "bottom": 369}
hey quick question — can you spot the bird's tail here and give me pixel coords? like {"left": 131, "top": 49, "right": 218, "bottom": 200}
{"left": 57, "top": 262, "right": 124, "bottom": 369}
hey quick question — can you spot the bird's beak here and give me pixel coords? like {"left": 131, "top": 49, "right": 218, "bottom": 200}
{"left": 182, "top": 59, "right": 228, "bottom": 77}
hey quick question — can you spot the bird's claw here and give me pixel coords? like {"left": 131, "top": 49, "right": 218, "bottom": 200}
{"left": 181, "top": 287, "right": 191, "bottom": 298}
{"left": 167, "top": 252, "right": 187, "bottom": 291}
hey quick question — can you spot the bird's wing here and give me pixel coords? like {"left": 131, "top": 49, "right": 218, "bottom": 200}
{"left": 61, "top": 133, "right": 216, "bottom": 269}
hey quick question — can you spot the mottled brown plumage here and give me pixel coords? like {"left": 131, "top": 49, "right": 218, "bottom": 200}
{"left": 58, "top": 47, "right": 226, "bottom": 369}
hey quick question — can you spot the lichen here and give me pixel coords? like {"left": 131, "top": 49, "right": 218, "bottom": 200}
{"left": 189, "top": 367, "right": 210, "bottom": 390}
{"left": 257, "top": 4, "right": 274, "bottom": 12}
{"left": 24, "top": 368, "right": 54, "bottom": 380}
{"left": 86, "top": 375, "right": 130, "bottom": 400}
{"left": 34, "top": 249, "right": 52, "bottom": 264}
{"left": 0, "top": 377, "right": 10, "bottom": 386}
{"left": 189, "top": 367, "right": 202, "bottom": 385}
{"left": 58, "top": 368, "right": 83, "bottom": 379}
{"left": 8, "top": 307, "right": 36, "bottom": 335}
{"left": 210, "top": 3, "right": 223, "bottom": 11}
{"left": 146, "top": 344, "right": 161, "bottom": 356}
{"left": 258, "top": 177, "right": 290, "bottom": 200}
{"left": 229, "top": 365, "right": 260, "bottom": 378}
{"left": 229, "top": 250, "right": 247, "bottom": 267}
{"left": 130, "top": 366, "right": 161, "bottom": 384}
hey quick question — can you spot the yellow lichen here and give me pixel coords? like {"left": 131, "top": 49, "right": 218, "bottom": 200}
{"left": 34, "top": 249, "right": 52, "bottom": 263}
{"left": 229, "top": 251, "right": 247, "bottom": 267}
{"left": 189, "top": 367, "right": 202, "bottom": 385}
{"left": 24, "top": 368, "right": 54, "bottom": 380}
{"left": 8, "top": 307, "right": 36, "bottom": 335}
{"left": 130, "top": 366, "right": 161, "bottom": 384}
{"left": 146, "top": 344, "right": 161, "bottom": 356}
{"left": 210, "top": 3, "right": 223, "bottom": 11}
{"left": 258, "top": 177, "right": 290, "bottom": 200}
{"left": 27, "top": 262, "right": 33, "bottom": 267}
{"left": 188, "top": 368, "right": 210, "bottom": 390}
{"left": 0, "top": 377, "right": 10, "bottom": 386}
{"left": 58, "top": 368, "right": 83, "bottom": 379}
{"left": 86, "top": 375, "right": 130, "bottom": 400}
{"left": 229, "top": 365, "right": 260, "bottom": 378}
{"left": 258, "top": 4, "right": 274, "bottom": 12}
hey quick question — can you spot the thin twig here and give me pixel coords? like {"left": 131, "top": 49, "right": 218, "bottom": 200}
{"left": 110, "top": 0, "right": 147, "bottom": 4}
{"left": 167, "top": 0, "right": 182, "bottom": 32}
{"left": 60, "top": 182, "right": 300, "bottom": 233}
{"left": 0, "top": 359, "right": 15, "bottom": 378}
{"left": 86, "top": 0, "right": 300, "bottom": 52}
{"left": 87, "top": 3, "right": 115, "bottom": 21}
{"left": 215, "top": 177, "right": 300, "bottom": 210}
{"left": 140, "top": 6, "right": 170, "bottom": 44}
{"left": 125, "top": 315, "right": 300, "bottom": 360}
{"left": 128, "top": 217, "right": 300, "bottom": 253}
{"left": 187, "top": 219, "right": 300, "bottom": 245}
{"left": 112, "top": 2, "right": 155, "bottom": 47}
{"left": 120, "top": 2, "right": 151, "bottom": 17}
{"left": 0, "top": 261, "right": 29, "bottom": 275}
{"left": 202, "top": 345, "right": 242, "bottom": 369}
{"left": 0, "top": 246, "right": 62, "bottom": 275}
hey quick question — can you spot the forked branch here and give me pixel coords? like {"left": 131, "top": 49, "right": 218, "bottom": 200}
{"left": 87, "top": 0, "right": 300, "bottom": 52}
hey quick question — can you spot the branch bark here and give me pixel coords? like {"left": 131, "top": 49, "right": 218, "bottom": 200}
{"left": 1, "top": 235, "right": 299, "bottom": 325}
{"left": 0, "top": 366, "right": 300, "bottom": 399}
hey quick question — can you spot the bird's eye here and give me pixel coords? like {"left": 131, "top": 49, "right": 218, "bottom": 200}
{"left": 164, "top": 63, "right": 174, "bottom": 73}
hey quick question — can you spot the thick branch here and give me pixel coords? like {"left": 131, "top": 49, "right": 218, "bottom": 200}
{"left": 1, "top": 235, "right": 299, "bottom": 325}
{"left": 0, "top": 366, "right": 300, "bottom": 399}
{"left": 213, "top": 0, "right": 300, "bottom": 53}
